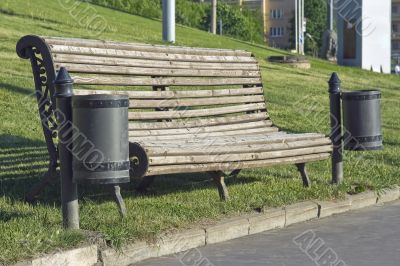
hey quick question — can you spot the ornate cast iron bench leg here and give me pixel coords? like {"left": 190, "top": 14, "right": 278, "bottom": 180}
{"left": 208, "top": 171, "right": 229, "bottom": 201}
{"left": 296, "top": 163, "right": 311, "bottom": 187}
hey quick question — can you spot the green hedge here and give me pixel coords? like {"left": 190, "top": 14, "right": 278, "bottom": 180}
{"left": 86, "top": 0, "right": 263, "bottom": 43}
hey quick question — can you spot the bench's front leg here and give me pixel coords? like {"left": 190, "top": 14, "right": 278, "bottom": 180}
{"left": 208, "top": 171, "right": 229, "bottom": 201}
{"left": 296, "top": 163, "right": 311, "bottom": 187}
{"left": 111, "top": 185, "right": 127, "bottom": 218}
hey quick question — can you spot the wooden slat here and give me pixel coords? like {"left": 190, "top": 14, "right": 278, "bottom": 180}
{"left": 129, "top": 95, "right": 265, "bottom": 108}
{"left": 130, "top": 121, "right": 272, "bottom": 136}
{"left": 44, "top": 37, "right": 252, "bottom": 57}
{"left": 57, "top": 63, "right": 260, "bottom": 78}
{"left": 74, "top": 87, "right": 264, "bottom": 99}
{"left": 72, "top": 75, "right": 262, "bottom": 86}
{"left": 144, "top": 138, "right": 332, "bottom": 156}
{"left": 129, "top": 113, "right": 268, "bottom": 130}
{"left": 128, "top": 103, "right": 266, "bottom": 120}
{"left": 53, "top": 54, "right": 259, "bottom": 70}
{"left": 145, "top": 153, "right": 331, "bottom": 175}
{"left": 50, "top": 45, "right": 257, "bottom": 63}
{"left": 149, "top": 145, "right": 332, "bottom": 165}
{"left": 130, "top": 127, "right": 278, "bottom": 140}
{"left": 138, "top": 133, "right": 325, "bottom": 147}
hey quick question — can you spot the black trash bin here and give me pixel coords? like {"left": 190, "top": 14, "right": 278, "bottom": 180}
{"left": 342, "top": 90, "right": 383, "bottom": 151}
{"left": 71, "top": 94, "right": 130, "bottom": 184}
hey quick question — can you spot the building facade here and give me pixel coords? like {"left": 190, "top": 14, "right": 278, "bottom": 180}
{"left": 203, "top": 0, "right": 295, "bottom": 48}
{"left": 336, "top": 0, "right": 391, "bottom": 73}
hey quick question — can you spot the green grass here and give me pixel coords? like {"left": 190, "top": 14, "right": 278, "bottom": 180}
{"left": 0, "top": 0, "right": 399, "bottom": 264}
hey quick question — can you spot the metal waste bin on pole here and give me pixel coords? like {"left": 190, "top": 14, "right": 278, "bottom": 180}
{"left": 342, "top": 90, "right": 383, "bottom": 151}
{"left": 328, "top": 73, "right": 383, "bottom": 185}
{"left": 71, "top": 94, "right": 130, "bottom": 184}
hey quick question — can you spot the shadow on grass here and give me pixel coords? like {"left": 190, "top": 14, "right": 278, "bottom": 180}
{"left": 0, "top": 134, "right": 263, "bottom": 208}
{"left": 0, "top": 82, "right": 34, "bottom": 96}
{"left": 0, "top": 210, "right": 31, "bottom": 222}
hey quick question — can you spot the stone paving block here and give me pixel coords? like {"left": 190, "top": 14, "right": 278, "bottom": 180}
{"left": 350, "top": 191, "right": 377, "bottom": 210}
{"left": 205, "top": 217, "right": 249, "bottom": 244}
{"left": 248, "top": 208, "right": 285, "bottom": 235}
{"left": 285, "top": 201, "right": 319, "bottom": 226}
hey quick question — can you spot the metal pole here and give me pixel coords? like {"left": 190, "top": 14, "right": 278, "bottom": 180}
{"left": 54, "top": 67, "right": 79, "bottom": 229}
{"left": 300, "top": 0, "right": 304, "bottom": 55}
{"left": 328, "top": 72, "right": 344, "bottom": 184}
{"left": 211, "top": 0, "right": 217, "bottom": 34}
{"left": 327, "top": 0, "right": 333, "bottom": 31}
{"left": 162, "top": 0, "right": 175, "bottom": 43}
{"left": 219, "top": 18, "right": 223, "bottom": 35}
{"left": 295, "top": 0, "right": 298, "bottom": 52}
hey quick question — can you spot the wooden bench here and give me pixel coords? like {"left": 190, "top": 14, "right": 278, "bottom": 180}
{"left": 17, "top": 35, "right": 332, "bottom": 201}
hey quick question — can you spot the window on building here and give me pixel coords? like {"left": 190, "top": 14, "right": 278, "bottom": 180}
{"left": 270, "top": 9, "right": 284, "bottom": 19}
{"left": 393, "top": 24, "right": 399, "bottom": 33}
{"left": 269, "top": 27, "right": 285, "bottom": 37}
{"left": 344, "top": 20, "right": 357, "bottom": 59}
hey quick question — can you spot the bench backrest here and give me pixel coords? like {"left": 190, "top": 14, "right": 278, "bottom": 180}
{"left": 19, "top": 36, "right": 272, "bottom": 137}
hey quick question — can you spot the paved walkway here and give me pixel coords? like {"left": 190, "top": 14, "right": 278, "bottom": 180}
{"left": 135, "top": 201, "right": 400, "bottom": 266}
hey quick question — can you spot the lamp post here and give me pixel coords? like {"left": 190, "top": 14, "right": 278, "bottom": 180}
{"left": 211, "top": 0, "right": 217, "bottom": 34}
{"left": 162, "top": 0, "right": 175, "bottom": 43}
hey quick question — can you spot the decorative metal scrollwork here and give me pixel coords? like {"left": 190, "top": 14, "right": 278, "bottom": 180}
{"left": 17, "top": 35, "right": 58, "bottom": 167}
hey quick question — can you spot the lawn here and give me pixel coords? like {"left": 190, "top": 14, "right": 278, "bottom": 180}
{"left": 0, "top": 0, "right": 399, "bottom": 264}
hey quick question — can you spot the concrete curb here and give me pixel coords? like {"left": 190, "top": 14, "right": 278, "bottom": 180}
{"left": 13, "top": 189, "right": 400, "bottom": 266}
{"left": 376, "top": 186, "right": 400, "bottom": 204}
{"left": 248, "top": 207, "right": 285, "bottom": 235}
{"left": 13, "top": 245, "right": 97, "bottom": 266}
{"left": 313, "top": 197, "right": 352, "bottom": 218}
{"left": 285, "top": 201, "right": 319, "bottom": 226}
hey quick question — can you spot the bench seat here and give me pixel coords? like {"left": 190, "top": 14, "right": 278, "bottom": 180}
{"left": 134, "top": 132, "right": 331, "bottom": 176}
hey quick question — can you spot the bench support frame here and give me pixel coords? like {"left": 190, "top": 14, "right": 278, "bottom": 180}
{"left": 209, "top": 171, "right": 230, "bottom": 201}
{"left": 16, "top": 36, "right": 127, "bottom": 222}
{"left": 296, "top": 163, "right": 311, "bottom": 187}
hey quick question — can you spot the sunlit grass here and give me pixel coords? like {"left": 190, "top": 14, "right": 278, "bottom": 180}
{"left": 0, "top": 0, "right": 399, "bottom": 264}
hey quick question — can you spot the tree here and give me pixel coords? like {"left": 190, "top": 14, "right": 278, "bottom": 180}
{"left": 290, "top": 0, "right": 327, "bottom": 54}
{"left": 304, "top": 0, "right": 327, "bottom": 54}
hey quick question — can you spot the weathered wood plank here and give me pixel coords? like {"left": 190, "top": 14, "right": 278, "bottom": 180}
{"left": 144, "top": 138, "right": 332, "bottom": 156}
{"left": 44, "top": 36, "right": 252, "bottom": 56}
{"left": 137, "top": 133, "right": 325, "bottom": 147}
{"left": 128, "top": 113, "right": 268, "bottom": 130}
{"left": 130, "top": 127, "right": 278, "bottom": 140}
{"left": 130, "top": 121, "right": 272, "bottom": 136}
{"left": 74, "top": 87, "right": 264, "bottom": 99}
{"left": 149, "top": 145, "right": 332, "bottom": 165}
{"left": 72, "top": 75, "right": 262, "bottom": 86}
{"left": 56, "top": 63, "right": 260, "bottom": 78}
{"left": 53, "top": 54, "right": 259, "bottom": 70}
{"left": 128, "top": 103, "right": 266, "bottom": 120}
{"left": 129, "top": 95, "right": 265, "bottom": 108}
{"left": 50, "top": 45, "right": 257, "bottom": 63}
{"left": 145, "top": 153, "right": 331, "bottom": 175}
